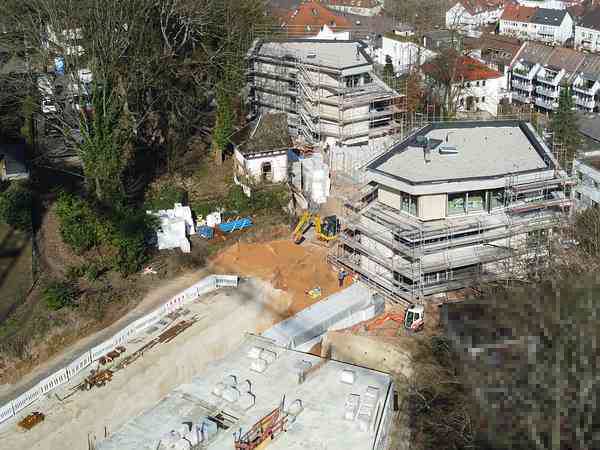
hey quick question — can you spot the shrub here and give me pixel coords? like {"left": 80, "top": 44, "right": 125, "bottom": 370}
{"left": 43, "top": 280, "right": 78, "bottom": 310}
{"left": 0, "top": 181, "right": 33, "bottom": 231}
{"left": 55, "top": 191, "right": 97, "bottom": 253}
{"left": 144, "top": 184, "right": 187, "bottom": 211}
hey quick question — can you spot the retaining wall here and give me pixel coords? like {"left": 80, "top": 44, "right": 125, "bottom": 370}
{"left": 0, "top": 274, "right": 238, "bottom": 425}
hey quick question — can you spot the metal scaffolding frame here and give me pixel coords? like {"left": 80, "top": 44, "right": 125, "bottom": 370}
{"left": 330, "top": 168, "right": 574, "bottom": 304}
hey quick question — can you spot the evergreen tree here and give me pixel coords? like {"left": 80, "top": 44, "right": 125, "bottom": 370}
{"left": 383, "top": 55, "right": 395, "bottom": 83}
{"left": 550, "top": 85, "right": 581, "bottom": 169}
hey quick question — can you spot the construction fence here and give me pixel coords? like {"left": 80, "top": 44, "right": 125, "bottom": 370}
{"left": 0, "top": 274, "right": 239, "bottom": 426}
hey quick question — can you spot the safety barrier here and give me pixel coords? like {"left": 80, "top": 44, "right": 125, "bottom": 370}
{"left": 0, "top": 274, "right": 238, "bottom": 425}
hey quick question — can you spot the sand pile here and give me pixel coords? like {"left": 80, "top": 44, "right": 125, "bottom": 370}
{"left": 210, "top": 240, "right": 343, "bottom": 316}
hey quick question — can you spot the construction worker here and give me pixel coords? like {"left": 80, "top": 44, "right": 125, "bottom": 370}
{"left": 338, "top": 269, "right": 347, "bottom": 288}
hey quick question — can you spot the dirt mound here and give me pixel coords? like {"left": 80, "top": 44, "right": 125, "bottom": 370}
{"left": 210, "top": 239, "right": 343, "bottom": 317}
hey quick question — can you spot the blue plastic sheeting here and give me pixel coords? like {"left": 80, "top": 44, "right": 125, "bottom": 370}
{"left": 197, "top": 226, "right": 214, "bottom": 239}
{"left": 218, "top": 218, "right": 253, "bottom": 233}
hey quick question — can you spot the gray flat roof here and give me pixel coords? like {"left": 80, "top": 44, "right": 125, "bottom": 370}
{"left": 367, "top": 121, "right": 552, "bottom": 185}
{"left": 98, "top": 336, "right": 392, "bottom": 450}
{"left": 256, "top": 40, "right": 371, "bottom": 70}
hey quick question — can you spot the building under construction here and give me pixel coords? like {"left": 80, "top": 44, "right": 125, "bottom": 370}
{"left": 330, "top": 120, "right": 574, "bottom": 304}
{"left": 246, "top": 38, "right": 404, "bottom": 148}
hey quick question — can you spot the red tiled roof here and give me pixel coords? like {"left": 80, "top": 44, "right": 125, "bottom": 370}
{"left": 422, "top": 54, "right": 503, "bottom": 82}
{"left": 282, "top": 1, "right": 352, "bottom": 36}
{"left": 500, "top": 4, "right": 536, "bottom": 22}
{"left": 459, "top": 0, "right": 507, "bottom": 16}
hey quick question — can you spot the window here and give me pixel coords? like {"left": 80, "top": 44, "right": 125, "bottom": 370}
{"left": 490, "top": 188, "right": 504, "bottom": 209}
{"left": 400, "top": 192, "right": 418, "bottom": 216}
{"left": 481, "top": 96, "right": 486, "bottom": 103}
{"left": 466, "top": 82, "right": 471, "bottom": 87}
{"left": 467, "top": 191, "right": 486, "bottom": 212}
{"left": 448, "top": 192, "right": 466, "bottom": 215}
{"left": 482, "top": 80, "right": 486, "bottom": 86}
{"left": 575, "top": 192, "right": 582, "bottom": 200}
{"left": 460, "top": 98, "right": 464, "bottom": 106}
{"left": 476, "top": 81, "right": 480, "bottom": 87}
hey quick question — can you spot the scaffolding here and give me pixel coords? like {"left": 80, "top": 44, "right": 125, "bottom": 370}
{"left": 246, "top": 37, "right": 404, "bottom": 152}
{"left": 329, "top": 161, "right": 574, "bottom": 305}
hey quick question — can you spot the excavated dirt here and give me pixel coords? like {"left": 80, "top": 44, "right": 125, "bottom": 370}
{"left": 210, "top": 239, "right": 345, "bottom": 317}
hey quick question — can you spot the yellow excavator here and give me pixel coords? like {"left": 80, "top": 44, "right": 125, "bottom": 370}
{"left": 292, "top": 209, "right": 339, "bottom": 244}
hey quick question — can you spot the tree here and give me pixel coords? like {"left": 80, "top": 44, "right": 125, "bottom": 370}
{"left": 550, "top": 85, "right": 581, "bottom": 169}
{"left": 383, "top": 54, "right": 395, "bottom": 81}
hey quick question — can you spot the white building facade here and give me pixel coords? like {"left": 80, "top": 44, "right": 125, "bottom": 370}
{"left": 446, "top": 0, "right": 505, "bottom": 32}
{"left": 321, "top": 0, "right": 383, "bottom": 17}
{"left": 380, "top": 33, "right": 437, "bottom": 75}
{"left": 574, "top": 8, "right": 600, "bottom": 52}
{"left": 573, "top": 152, "right": 600, "bottom": 211}
{"left": 499, "top": 6, "right": 573, "bottom": 44}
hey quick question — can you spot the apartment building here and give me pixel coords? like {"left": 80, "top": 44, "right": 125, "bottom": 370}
{"left": 509, "top": 41, "right": 600, "bottom": 112}
{"left": 446, "top": 0, "right": 507, "bottom": 32}
{"left": 331, "top": 120, "right": 572, "bottom": 303}
{"left": 246, "top": 39, "right": 401, "bottom": 147}
{"left": 574, "top": 7, "right": 600, "bottom": 52}
{"left": 499, "top": 5, "right": 573, "bottom": 44}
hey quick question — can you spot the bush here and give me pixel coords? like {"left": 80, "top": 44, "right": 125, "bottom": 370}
{"left": 144, "top": 184, "right": 187, "bottom": 211}
{"left": 0, "top": 181, "right": 33, "bottom": 231}
{"left": 55, "top": 191, "right": 152, "bottom": 276}
{"left": 43, "top": 280, "right": 78, "bottom": 310}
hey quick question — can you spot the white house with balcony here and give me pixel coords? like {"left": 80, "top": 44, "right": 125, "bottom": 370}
{"left": 446, "top": 0, "right": 506, "bottom": 32}
{"left": 574, "top": 7, "right": 600, "bottom": 53}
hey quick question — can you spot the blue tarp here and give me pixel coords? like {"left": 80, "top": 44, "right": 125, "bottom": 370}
{"left": 218, "top": 218, "right": 253, "bottom": 233}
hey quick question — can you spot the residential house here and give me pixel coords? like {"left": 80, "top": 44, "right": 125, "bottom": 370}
{"left": 465, "top": 33, "right": 522, "bottom": 91}
{"left": 320, "top": 0, "right": 383, "bottom": 17}
{"left": 379, "top": 32, "right": 437, "bottom": 75}
{"left": 280, "top": 1, "right": 352, "bottom": 37}
{"left": 446, "top": 0, "right": 507, "bottom": 32}
{"left": 232, "top": 112, "right": 293, "bottom": 189}
{"left": 422, "top": 54, "right": 504, "bottom": 115}
{"left": 0, "top": 143, "right": 28, "bottom": 181}
{"left": 331, "top": 120, "right": 571, "bottom": 303}
{"left": 509, "top": 41, "right": 600, "bottom": 112}
{"left": 575, "top": 6, "right": 600, "bottom": 52}
{"left": 499, "top": 5, "right": 573, "bottom": 44}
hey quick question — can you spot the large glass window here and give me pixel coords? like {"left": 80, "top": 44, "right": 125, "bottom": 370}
{"left": 447, "top": 192, "right": 466, "bottom": 215}
{"left": 467, "top": 190, "right": 485, "bottom": 212}
{"left": 400, "top": 192, "right": 418, "bottom": 216}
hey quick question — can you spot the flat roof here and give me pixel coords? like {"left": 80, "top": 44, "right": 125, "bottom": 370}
{"left": 97, "top": 336, "right": 392, "bottom": 450}
{"left": 255, "top": 39, "right": 372, "bottom": 70}
{"left": 367, "top": 121, "right": 552, "bottom": 185}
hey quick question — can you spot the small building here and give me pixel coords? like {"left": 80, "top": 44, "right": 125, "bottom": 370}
{"left": 0, "top": 143, "right": 28, "bottom": 181}
{"left": 575, "top": 6, "right": 600, "bottom": 52}
{"left": 446, "top": 0, "right": 507, "bottom": 33}
{"left": 573, "top": 151, "right": 600, "bottom": 210}
{"left": 499, "top": 5, "right": 573, "bottom": 44}
{"left": 233, "top": 113, "right": 293, "bottom": 188}
{"left": 96, "top": 335, "right": 395, "bottom": 450}
{"left": 421, "top": 53, "right": 504, "bottom": 116}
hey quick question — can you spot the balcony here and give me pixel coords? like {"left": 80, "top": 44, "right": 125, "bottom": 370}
{"left": 536, "top": 69, "right": 564, "bottom": 87}
{"left": 534, "top": 96, "right": 557, "bottom": 110}
{"left": 512, "top": 66, "right": 535, "bottom": 80}
{"left": 574, "top": 96, "right": 596, "bottom": 110}
{"left": 573, "top": 80, "right": 600, "bottom": 96}
{"left": 512, "top": 91, "right": 531, "bottom": 103}
{"left": 511, "top": 78, "right": 534, "bottom": 92}
{"left": 535, "top": 85, "right": 559, "bottom": 98}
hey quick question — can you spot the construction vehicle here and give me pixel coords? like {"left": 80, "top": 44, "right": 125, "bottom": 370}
{"left": 367, "top": 305, "right": 425, "bottom": 333}
{"left": 293, "top": 208, "right": 339, "bottom": 244}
